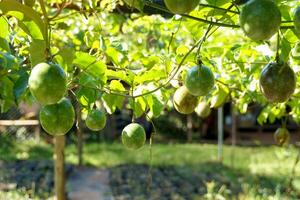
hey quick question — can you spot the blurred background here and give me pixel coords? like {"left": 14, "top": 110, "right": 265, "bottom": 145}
{"left": 0, "top": 101, "right": 300, "bottom": 200}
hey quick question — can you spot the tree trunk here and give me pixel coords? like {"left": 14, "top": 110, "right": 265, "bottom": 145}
{"left": 54, "top": 135, "right": 66, "bottom": 200}
{"left": 75, "top": 104, "right": 83, "bottom": 166}
{"left": 187, "top": 115, "right": 193, "bottom": 143}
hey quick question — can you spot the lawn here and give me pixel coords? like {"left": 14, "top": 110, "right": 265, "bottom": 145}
{"left": 0, "top": 135, "right": 299, "bottom": 199}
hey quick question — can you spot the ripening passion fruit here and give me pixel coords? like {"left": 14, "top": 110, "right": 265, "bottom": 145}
{"left": 122, "top": 123, "right": 146, "bottom": 150}
{"left": 29, "top": 63, "right": 67, "bottom": 105}
{"left": 39, "top": 98, "right": 75, "bottom": 136}
{"left": 173, "top": 86, "right": 198, "bottom": 114}
{"left": 164, "top": 0, "right": 200, "bottom": 14}
{"left": 184, "top": 65, "right": 215, "bottom": 97}
{"left": 259, "top": 62, "right": 296, "bottom": 103}
{"left": 195, "top": 101, "right": 211, "bottom": 118}
{"left": 239, "top": 0, "right": 281, "bottom": 41}
{"left": 274, "top": 127, "right": 290, "bottom": 146}
{"left": 85, "top": 109, "right": 107, "bottom": 131}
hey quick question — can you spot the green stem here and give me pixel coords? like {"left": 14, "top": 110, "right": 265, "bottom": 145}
{"left": 144, "top": 1, "right": 240, "bottom": 28}
{"left": 144, "top": 1, "right": 294, "bottom": 30}
{"left": 38, "top": 0, "right": 50, "bottom": 58}
{"left": 198, "top": 3, "right": 239, "bottom": 14}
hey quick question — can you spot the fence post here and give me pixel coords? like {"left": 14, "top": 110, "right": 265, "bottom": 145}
{"left": 218, "top": 107, "right": 224, "bottom": 162}
{"left": 54, "top": 135, "right": 66, "bottom": 200}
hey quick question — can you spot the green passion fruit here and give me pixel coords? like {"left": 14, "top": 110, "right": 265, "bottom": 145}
{"left": 195, "top": 101, "right": 211, "bottom": 118}
{"left": 122, "top": 123, "right": 146, "bottom": 150}
{"left": 173, "top": 86, "right": 198, "bottom": 115}
{"left": 39, "top": 98, "right": 75, "bottom": 136}
{"left": 294, "top": 7, "right": 300, "bottom": 32}
{"left": 239, "top": 0, "right": 281, "bottom": 41}
{"left": 259, "top": 62, "right": 296, "bottom": 103}
{"left": 29, "top": 63, "right": 67, "bottom": 105}
{"left": 274, "top": 127, "right": 290, "bottom": 146}
{"left": 184, "top": 65, "right": 215, "bottom": 97}
{"left": 164, "top": 0, "right": 200, "bottom": 14}
{"left": 86, "top": 109, "right": 107, "bottom": 131}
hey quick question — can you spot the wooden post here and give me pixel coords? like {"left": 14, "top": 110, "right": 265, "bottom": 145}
{"left": 34, "top": 126, "right": 40, "bottom": 142}
{"left": 230, "top": 105, "right": 237, "bottom": 167}
{"left": 218, "top": 107, "right": 224, "bottom": 162}
{"left": 54, "top": 135, "right": 66, "bottom": 200}
{"left": 187, "top": 115, "right": 193, "bottom": 143}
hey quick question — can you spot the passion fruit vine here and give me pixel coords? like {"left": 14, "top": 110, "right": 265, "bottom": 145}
{"left": 29, "top": 62, "right": 67, "bottom": 105}
{"left": 259, "top": 62, "right": 296, "bottom": 103}
{"left": 122, "top": 123, "right": 146, "bottom": 150}
{"left": 239, "top": 0, "right": 281, "bottom": 41}
{"left": 164, "top": 0, "right": 200, "bottom": 14}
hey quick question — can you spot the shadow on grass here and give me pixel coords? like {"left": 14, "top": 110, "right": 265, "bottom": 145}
{"left": 0, "top": 134, "right": 53, "bottom": 161}
{"left": 109, "top": 162, "right": 300, "bottom": 200}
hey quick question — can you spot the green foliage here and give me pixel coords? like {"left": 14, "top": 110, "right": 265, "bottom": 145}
{"left": 0, "top": 0, "right": 300, "bottom": 127}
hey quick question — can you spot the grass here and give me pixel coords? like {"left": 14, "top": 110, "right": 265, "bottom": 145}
{"left": 1, "top": 135, "right": 299, "bottom": 178}
{"left": 0, "top": 135, "right": 300, "bottom": 199}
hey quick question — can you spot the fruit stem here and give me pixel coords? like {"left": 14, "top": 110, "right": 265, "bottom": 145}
{"left": 131, "top": 82, "right": 135, "bottom": 122}
{"left": 38, "top": 0, "right": 51, "bottom": 60}
{"left": 281, "top": 116, "right": 287, "bottom": 128}
{"left": 275, "top": 31, "right": 280, "bottom": 63}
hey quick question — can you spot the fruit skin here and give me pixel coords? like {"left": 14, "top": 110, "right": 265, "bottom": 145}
{"left": 274, "top": 127, "right": 290, "bottom": 146}
{"left": 29, "top": 63, "right": 67, "bottom": 105}
{"left": 173, "top": 86, "right": 198, "bottom": 114}
{"left": 259, "top": 62, "right": 296, "bottom": 103}
{"left": 86, "top": 109, "right": 107, "bottom": 131}
{"left": 185, "top": 65, "right": 215, "bottom": 97}
{"left": 294, "top": 7, "right": 300, "bottom": 32}
{"left": 122, "top": 123, "right": 146, "bottom": 150}
{"left": 164, "top": 0, "right": 200, "bottom": 14}
{"left": 239, "top": 0, "right": 281, "bottom": 41}
{"left": 39, "top": 98, "right": 75, "bottom": 136}
{"left": 195, "top": 101, "right": 211, "bottom": 118}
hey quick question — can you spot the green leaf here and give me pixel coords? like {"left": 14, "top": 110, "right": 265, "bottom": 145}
{"left": 106, "top": 70, "right": 131, "bottom": 84}
{"left": 210, "top": 85, "right": 229, "bottom": 108}
{"left": 135, "top": 68, "right": 167, "bottom": 84}
{"left": 146, "top": 94, "right": 164, "bottom": 117}
{"left": 29, "top": 40, "right": 46, "bottom": 66}
{"left": 257, "top": 107, "right": 269, "bottom": 125}
{"left": 75, "top": 87, "right": 98, "bottom": 107}
{"left": 13, "top": 71, "right": 29, "bottom": 102}
{"left": 55, "top": 48, "right": 75, "bottom": 72}
{"left": 129, "top": 97, "right": 147, "bottom": 118}
{"left": 102, "top": 80, "right": 126, "bottom": 114}
{"left": 0, "top": 38, "right": 10, "bottom": 52}
{"left": 0, "top": 17, "right": 9, "bottom": 39}
{"left": 73, "top": 52, "right": 107, "bottom": 86}
{"left": 123, "top": 0, "right": 144, "bottom": 12}
{"left": 279, "top": 37, "right": 291, "bottom": 62}
{"left": 0, "top": 76, "right": 15, "bottom": 113}
{"left": 0, "top": 0, "right": 46, "bottom": 40}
